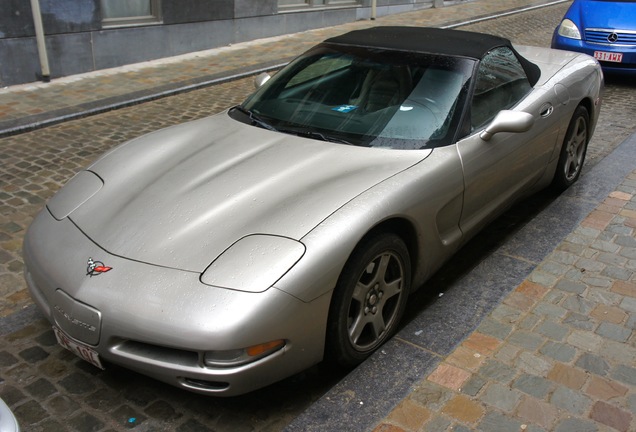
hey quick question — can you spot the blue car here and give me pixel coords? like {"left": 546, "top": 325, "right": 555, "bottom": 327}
{"left": 552, "top": 0, "right": 636, "bottom": 75}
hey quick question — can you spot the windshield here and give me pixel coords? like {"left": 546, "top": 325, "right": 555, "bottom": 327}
{"left": 232, "top": 45, "right": 475, "bottom": 149}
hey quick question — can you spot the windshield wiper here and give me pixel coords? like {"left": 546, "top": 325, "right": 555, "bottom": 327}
{"left": 232, "top": 106, "right": 277, "bottom": 131}
{"left": 279, "top": 128, "right": 352, "bottom": 145}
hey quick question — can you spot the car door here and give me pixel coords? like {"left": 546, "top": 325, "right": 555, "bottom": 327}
{"left": 456, "top": 47, "right": 560, "bottom": 235}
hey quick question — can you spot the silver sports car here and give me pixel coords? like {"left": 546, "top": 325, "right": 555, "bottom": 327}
{"left": 23, "top": 27, "right": 602, "bottom": 396}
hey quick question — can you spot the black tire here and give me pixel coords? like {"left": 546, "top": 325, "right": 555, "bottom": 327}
{"left": 325, "top": 232, "right": 411, "bottom": 368}
{"left": 551, "top": 105, "right": 590, "bottom": 192}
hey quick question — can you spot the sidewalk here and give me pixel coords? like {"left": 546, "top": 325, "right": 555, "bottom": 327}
{"left": 0, "top": 0, "right": 565, "bottom": 137}
{"left": 372, "top": 164, "right": 636, "bottom": 431}
{"left": 1, "top": 0, "right": 634, "bottom": 431}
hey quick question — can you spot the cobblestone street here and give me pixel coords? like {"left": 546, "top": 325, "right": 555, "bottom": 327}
{"left": 1, "top": 1, "right": 635, "bottom": 431}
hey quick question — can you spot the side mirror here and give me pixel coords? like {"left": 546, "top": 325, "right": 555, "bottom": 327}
{"left": 254, "top": 72, "right": 271, "bottom": 89}
{"left": 480, "top": 110, "right": 534, "bottom": 141}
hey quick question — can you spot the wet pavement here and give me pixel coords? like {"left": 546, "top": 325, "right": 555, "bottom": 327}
{"left": 1, "top": 0, "right": 635, "bottom": 431}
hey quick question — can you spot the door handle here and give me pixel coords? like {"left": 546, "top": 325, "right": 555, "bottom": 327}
{"left": 540, "top": 104, "right": 554, "bottom": 117}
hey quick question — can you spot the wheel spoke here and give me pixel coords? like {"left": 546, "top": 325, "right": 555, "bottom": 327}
{"left": 349, "top": 308, "right": 387, "bottom": 345}
{"left": 565, "top": 151, "right": 578, "bottom": 177}
{"left": 368, "top": 312, "right": 386, "bottom": 340}
{"left": 348, "top": 313, "right": 369, "bottom": 344}
{"left": 352, "top": 281, "right": 368, "bottom": 303}
{"left": 574, "top": 127, "right": 587, "bottom": 156}
{"left": 382, "top": 276, "right": 402, "bottom": 298}
{"left": 375, "top": 254, "right": 391, "bottom": 282}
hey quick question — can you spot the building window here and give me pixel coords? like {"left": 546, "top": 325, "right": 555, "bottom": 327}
{"left": 279, "top": 0, "right": 310, "bottom": 5}
{"left": 279, "top": 0, "right": 359, "bottom": 11}
{"left": 101, "top": 0, "right": 161, "bottom": 27}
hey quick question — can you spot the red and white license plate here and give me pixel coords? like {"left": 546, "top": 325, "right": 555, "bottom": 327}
{"left": 53, "top": 326, "right": 104, "bottom": 369}
{"left": 594, "top": 51, "right": 623, "bottom": 63}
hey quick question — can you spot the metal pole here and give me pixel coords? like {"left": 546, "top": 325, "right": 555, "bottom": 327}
{"left": 371, "top": 0, "right": 376, "bottom": 20}
{"left": 30, "top": 0, "right": 51, "bottom": 82}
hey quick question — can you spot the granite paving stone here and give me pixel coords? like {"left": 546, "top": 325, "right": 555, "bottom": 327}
{"left": 626, "top": 312, "right": 636, "bottom": 329}
{"left": 535, "top": 319, "right": 569, "bottom": 341}
{"left": 446, "top": 346, "right": 486, "bottom": 372}
{"left": 511, "top": 374, "right": 553, "bottom": 399}
{"left": 490, "top": 303, "right": 524, "bottom": 324}
{"left": 585, "top": 376, "right": 628, "bottom": 401}
{"left": 628, "top": 394, "right": 636, "bottom": 414}
{"left": 518, "top": 312, "right": 542, "bottom": 330}
{"left": 575, "top": 352, "right": 610, "bottom": 377}
{"left": 622, "top": 297, "right": 636, "bottom": 313}
{"left": 384, "top": 399, "right": 432, "bottom": 431}
{"left": 516, "top": 351, "right": 552, "bottom": 376}
{"left": 602, "top": 340, "right": 636, "bottom": 364}
{"left": 547, "top": 363, "right": 588, "bottom": 390}
{"left": 480, "top": 383, "right": 521, "bottom": 412}
{"left": 587, "top": 287, "right": 623, "bottom": 307}
{"left": 476, "top": 411, "right": 523, "bottom": 432}
{"left": 478, "top": 359, "right": 517, "bottom": 384}
{"left": 515, "top": 396, "right": 557, "bottom": 430}
{"left": 528, "top": 270, "right": 559, "bottom": 288}
{"left": 556, "top": 279, "right": 587, "bottom": 294}
{"left": 440, "top": 394, "right": 484, "bottom": 424}
{"left": 477, "top": 317, "right": 513, "bottom": 340}
{"left": 68, "top": 412, "right": 106, "bottom": 432}
{"left": 550, "top": 386, "right": 592, "bottom": 415}
{"left": 508, "top": 330, "right": 546, "bottom": 351}
{"left": 612, "top": 365, "right": 636, "bottom": 387}
{"left": 493, "top": 344, "right": 521, "bottom": 365}
{"left": 611, "top": 281, "right": 636, "bottom": 297}
{"left": 410, "top": 381, "right": 454, "bottom": 412}
{"left": 554, "top": 418, "right": 599, "bottom": 432}
{"left": 419, "top": 415, "right": 451, "bottom": 432}
{"left": 596, "top": 322, "right": 632, "bottom": 342}
{"left": 533, "top": 301, "right": 568, "bottom": 320}
{"left": 24, "top": 378, "right": 57, "bottom": 399}
{"left": 590, "top": 303, "right": 629, "bottom": 324}
{"left": 539, "top": 340, "right": 577, "bottom": 362}
{"left": 602, "top": 265, "right": 633, "bottom": 281}
{"left": 567, "top": 330, "right": 604, "bottom": 351}
{"left": 460, "top": 375, "right": 487, "bottom": 397}
{"left": 45, "top": 395, "right": 80, "bottom": 417}
{"left": 589, "top": 401, "right": 633, "bottom": 432}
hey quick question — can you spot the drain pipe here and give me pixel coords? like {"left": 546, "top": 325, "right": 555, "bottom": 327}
{"left": 371, "top": 0, "right": 376, "bottom": 20}
{"left": 30, "top": 0, "right": 51, "bottom": 82}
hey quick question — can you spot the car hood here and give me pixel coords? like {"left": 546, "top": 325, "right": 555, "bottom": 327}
{"left": 67, "top": 113, "right": 429, "bottom": 272}
{"left": 573, "top": 0, "right": 636, "bottom": 31}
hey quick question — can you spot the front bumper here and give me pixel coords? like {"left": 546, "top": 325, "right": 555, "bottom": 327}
{"left": 552, "top": 35, "right": 636, "bottom": 75}
{"left": 23, "top": 208, "right": 329, "bottom": 396}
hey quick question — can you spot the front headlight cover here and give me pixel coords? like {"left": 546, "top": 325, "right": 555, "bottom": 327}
{"left": 557, "top": 19, "right": 581, "bottom": 40}
{"left": 200, "top": 235, "right": 305, "bottom": 293}
{"left": 47, "top": 171, "right": 103, "bottom": 220}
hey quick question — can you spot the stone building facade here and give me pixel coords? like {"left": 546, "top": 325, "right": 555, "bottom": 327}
{"left": 0, "top": 0, "right": 460, "bottom": 86}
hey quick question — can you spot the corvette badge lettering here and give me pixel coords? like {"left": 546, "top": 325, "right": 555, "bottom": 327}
{"left": 86, "top": 257, "right": 112, "bottom": 277}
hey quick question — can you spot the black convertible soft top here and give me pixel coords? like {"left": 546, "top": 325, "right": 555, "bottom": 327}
{"left": 325, "top": 26, "right": 541, "bottom": 86}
